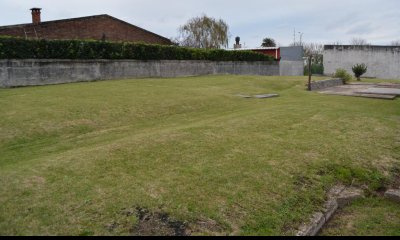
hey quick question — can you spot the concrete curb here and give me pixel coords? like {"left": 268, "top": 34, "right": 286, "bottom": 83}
{"left": 296, "top": 186, "right": 364, "bottom": 236}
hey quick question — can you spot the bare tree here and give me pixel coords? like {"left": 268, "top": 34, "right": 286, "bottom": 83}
{"left": 350, "top": 38, "right": 370, "bottom": 46}
{"left": 177, "top": 15, "right": 229, "bottom": 49}
{"left": 391, "top": 40, "right": 400, "bottom": 46}
{"left": 301, "top": 43, "right": 324, "bottom": 65}
{"left": 302, "top": 43, "right": 324, "bottom": 56}
{"left": 290, "top": 41, "right": 324, "bottom": 68}
{"left": 290, "top": 41, "right": 302, "bottom": 47}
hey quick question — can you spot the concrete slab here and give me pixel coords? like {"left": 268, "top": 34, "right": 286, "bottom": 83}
{"left": 321, "top": 92, "right": 397, "bottom": 100}
{"left": 236, "top": 94, "right": 252, "bottom": 99}
{"left": 236, "top": 94, "right": 280, "bottom": 99}
{"left": 356, "top": 88, "right": 400, "bottom": 96}
{"left": 350, "top": 82, "right": 374, "bottom": 84}
{"left": 355, "top": 94, "right": 397, "bottom": 100}
{"left": 319, "top": 83, "right": 400, "bottom": 100}
{"left": 376, "top": 84, "right": 400, "bottom": 89}
{"left": 254, "top": 94, "right": 279, "bottom": 99}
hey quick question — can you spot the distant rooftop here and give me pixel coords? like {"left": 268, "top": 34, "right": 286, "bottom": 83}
{"left": 324, "top": 45, "right": 400, "bottom": 50}
{"left": 0, "top": 12, "right": 171, "bottom": 44}
{"left": 227, "top": 47, "right": 279, "bottom": 51}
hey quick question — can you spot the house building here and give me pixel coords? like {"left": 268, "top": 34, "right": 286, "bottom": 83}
{"left": 0, "top": 8, "right": 172, "bottom": 45}
{"left": 245, "top": 47, "right": 281, "bottom": 60}
{"left": 230, "top": 38, "right": 304, "bottom": 76}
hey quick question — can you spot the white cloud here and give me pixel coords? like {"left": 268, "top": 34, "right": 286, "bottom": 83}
{"left": 0, "top": 0, "right": 399, "bottom": 47}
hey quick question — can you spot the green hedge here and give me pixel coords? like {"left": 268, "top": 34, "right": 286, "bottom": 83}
{"left": 0, "top": 36, "right": 274, "bottom": 62}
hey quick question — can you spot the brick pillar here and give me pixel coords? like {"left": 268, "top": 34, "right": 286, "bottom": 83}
{"left": 30, "top": 8, "right": 42, "bottom": 24}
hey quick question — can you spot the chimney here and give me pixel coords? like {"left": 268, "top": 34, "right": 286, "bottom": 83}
{"left": 30, "top": 8, "right": 42, "bottom": 24}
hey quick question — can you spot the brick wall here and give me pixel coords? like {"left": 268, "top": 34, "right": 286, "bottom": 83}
{"left": 0, "top": 15, "right": 171, "bottom": 45}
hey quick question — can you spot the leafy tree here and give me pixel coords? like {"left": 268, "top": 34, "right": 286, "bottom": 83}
{"left": 352, "top": 63, "right": 368, "bottom": 81}
{"left": 177, "top": 15, "right": 229, "bottom": 49}
{"left": 261, "top": 38, "right": 277, "bottom": 47}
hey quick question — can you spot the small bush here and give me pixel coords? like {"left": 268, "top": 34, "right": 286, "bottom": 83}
{"left": 334, "top": 68, "right": 352, "bottom": 84}
{"left": 0, "top": 36, "right": 274, "bottom": 62}
{"left": 352, "top": 63, "right": 368, "bottom": 81}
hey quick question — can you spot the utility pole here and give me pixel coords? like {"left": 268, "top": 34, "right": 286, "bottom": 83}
{"left": 298, "top": 32, "right": 304, "bottom": 46}
{"left": 308, "top": 55, "right": 312, "bottom": 91}
{"left": 293, "top": 28, "right": 296, "bottom": 45}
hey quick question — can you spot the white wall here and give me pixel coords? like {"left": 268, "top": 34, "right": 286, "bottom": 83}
{"left": 324, "top": 46, "right": 400, "bottom": 79}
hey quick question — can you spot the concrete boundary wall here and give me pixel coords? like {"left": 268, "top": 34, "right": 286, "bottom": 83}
{"left": 324, "top": 45, "right": 400, "bottom": 80}
{"left": 279, "top": 60, "right": 304, "bottom": 76}
{"left": 279, "top": 46, "right": 304, "bottom": 76}
{"left": 0, "top": 59, "right": 279, "bottom": 88}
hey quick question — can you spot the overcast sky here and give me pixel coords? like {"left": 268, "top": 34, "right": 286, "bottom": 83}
{"left": 0, "top": 0, "right": 399, "bottom": 48}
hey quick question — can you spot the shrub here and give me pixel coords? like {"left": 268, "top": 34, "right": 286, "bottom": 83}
{"left": 0, "top": 36, "right": 274, "bottom": 62}
{"left": 352, "top": 63, "right": 368, "bottom": 81}
{"left": 334, "top": 68, "right": 352, "bottom": 84}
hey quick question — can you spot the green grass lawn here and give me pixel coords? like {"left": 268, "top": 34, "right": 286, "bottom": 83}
{"left": 320, "top": 197, "right": 400, "bottom": 236}
{"left": 0, "top": 75, "right": 399, "bottom": 236}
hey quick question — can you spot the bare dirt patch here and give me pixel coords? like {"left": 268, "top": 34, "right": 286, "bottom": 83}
{"left": 108, "top": 207, "right": 225, "bottom": 236}
{"left": 189, "top": 217, "right": 226, "bottom": 236}
{"left": 130, "top": 207, "right": 189, "bottom": 236}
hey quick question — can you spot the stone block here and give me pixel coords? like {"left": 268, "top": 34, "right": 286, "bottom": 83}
{"left": 384, "top": 189, "right": 400, "bottom": 203}
{"left": 297, "top": 212, "right": 325, "bottom": 236}
{"left": 310, "top": 78, "right": 344, "bottom": 91}
{"left": 337, "top": 188, "right": 364, "bottom": 208}
{"left": 323, "top": 200, "right": 338, "bottom": 222}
